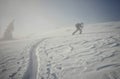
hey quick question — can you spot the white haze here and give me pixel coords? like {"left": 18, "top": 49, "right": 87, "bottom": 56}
{"left": 0, "top": 0, "right": 113, "bottom": 39}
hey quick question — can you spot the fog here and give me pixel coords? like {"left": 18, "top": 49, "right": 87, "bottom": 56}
{"left": 0, "top": 0, "right": 120, "bottom": 38}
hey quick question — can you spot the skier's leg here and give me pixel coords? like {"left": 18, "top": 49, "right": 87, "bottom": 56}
{"left": 79, "top": 29, "right": 82, "bottom": 34}
{"left": 72, "top": 29, "right": 78, "bottom": 35}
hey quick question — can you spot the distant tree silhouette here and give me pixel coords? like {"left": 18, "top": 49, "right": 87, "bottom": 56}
{"left": 3, "top": 20, "right": 14, "bottom": 40}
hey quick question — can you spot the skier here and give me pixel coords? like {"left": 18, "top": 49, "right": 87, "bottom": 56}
{"left": 72, "top": 22, "right": 84, "bottom": 35}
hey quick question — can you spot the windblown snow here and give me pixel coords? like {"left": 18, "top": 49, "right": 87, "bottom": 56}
{"left": 0, "top": 21, "right": 120, "bottom": 79}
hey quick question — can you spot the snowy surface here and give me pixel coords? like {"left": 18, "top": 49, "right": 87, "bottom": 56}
{"left": 0, "top": 21, "right": 120, "bottom": 79}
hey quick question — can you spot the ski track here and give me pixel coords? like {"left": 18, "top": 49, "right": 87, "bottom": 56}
{"left": 22, "top": 38, "right": 46, "bottom": 79}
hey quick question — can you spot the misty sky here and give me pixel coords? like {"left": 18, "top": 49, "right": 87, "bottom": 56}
{"left": 0, "top": 0, "right": 120, "bottom": 38}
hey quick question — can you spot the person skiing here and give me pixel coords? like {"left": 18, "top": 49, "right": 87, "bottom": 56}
{"left": 72, "top": 22, "right": 84, "bottom": 35}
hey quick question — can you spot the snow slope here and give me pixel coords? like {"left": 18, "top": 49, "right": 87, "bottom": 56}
{"left": 0, "top": 39, "right": 38, "bottom": 79}
{"left": 0, "top": 21, "right": 120, "bottom": 79}
{"left": 36, "top": 33, "right": 120, "bottom": 79}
